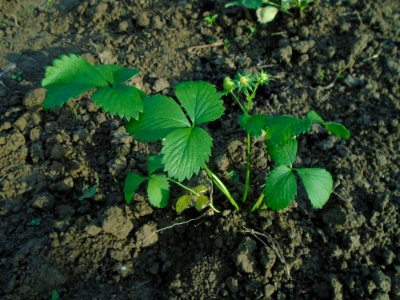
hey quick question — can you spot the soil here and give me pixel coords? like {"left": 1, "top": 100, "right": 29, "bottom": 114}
{"left": 0, "top": 0, "right": 399, "bottom": 299}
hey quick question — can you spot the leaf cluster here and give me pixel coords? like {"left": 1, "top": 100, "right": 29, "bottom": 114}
{"left": 41, "top": 54, "right": 144, "bottom": 120}
{"left": 239, "top": 109, "right": 349, "bottom": 210}
{"left": 126, "top": 81, "right": 224, "bottom": 182}
{"left": 176, "top": 185, "right": 210, "bottom": 214}
{"left": 124, "top": 155, "right": 170, "bottom": 208}
{"left": 42, "top": 54, "right": 350, "bottom": 214}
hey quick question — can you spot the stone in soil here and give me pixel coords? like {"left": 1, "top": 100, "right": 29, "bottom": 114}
{"left": 232, "top": 237, "right": 257, "bottom": 273}
{"left": 102, "top": 206, "right": 133, "bottom": 240}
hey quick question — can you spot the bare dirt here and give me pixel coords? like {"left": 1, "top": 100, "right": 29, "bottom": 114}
{"left": 0, "top": 0, "right": 399, "bottom": 299}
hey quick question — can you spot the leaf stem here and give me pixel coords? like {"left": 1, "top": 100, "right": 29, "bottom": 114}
{"left": 250, "top": 193, "right": 264, "bottom": 212}
{"left": 167, "top": 178, "right": 200, "bottom": 196}
{"left": 204, "top": 165, "right": 240, "bottom": 211}
{"left": 242, "top": 133, "right": 251, "bottom": 203}
{"left": 246, "top": 82, "right": 260, "bottom": 111}
{"left": 230, "top": 91, "right": 247, "bottom": 114}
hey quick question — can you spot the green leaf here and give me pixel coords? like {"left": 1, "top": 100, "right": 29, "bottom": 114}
{"left": 296, "top": 168, "right": 333, "bottom": 208}
{"left": 267, "top": 138, "right": 298, "bottom": 166}
{"left": 264, "top": 115, "right": 312, "bottom": 144}
{"left": 240, "top": 0, "right": 263, "bottom": 9}
{"left": 324, "top": 122, "right": 351, "bottom": 139}
{"left": 194, "top": 195, "right": 209, "bottom": 211}
{"left": 51, "top": 290, "right": 60, "bottom": 300}
{"left": 162, "top": 127, "right": 212, "bottom": 181}
{"left": 42, "top": 54, "right": 107, "bottom": 109}
{"left": 264, "top": 165, "right": 297, "bottom": 210}
{"left": 147, "top": 174, "right": 170, "bottom": 208}
{"left": 94, "top": 65, "right": 140, "bottom": 85}
{"left": 307, "top": 111, "right": 350, "bottom": 139}
{"left": 238, "top": 114, "right": 267, "bottom": 136}
{"left": 147, "top": 155, "right": 164, "bottom": 174}
{"left": 307, "top": 110, "right": 324, "bottom": 124}
{"left": 92, "top": 85, "right": 144, "bottom": 120}
{"left": 125, "top": 95, "right": 190, "bottom": 142}
{"left": 175, "top": 81, "right": 224, "bottom": 125}
{"left": 176, "top": 195, "right": 192, "bottom": 214}
{"left": 124, "top": 173, "right": 146, "bottom": 204}
{"left": 78, "top": 186, "right": 97, "bottom": 201}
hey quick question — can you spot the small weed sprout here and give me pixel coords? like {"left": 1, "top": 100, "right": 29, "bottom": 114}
{"left": 42, "top": 54, "right": 350, "bottom": 213}
{"left": 204, "top": 14, "right": 219, "bottom": 26}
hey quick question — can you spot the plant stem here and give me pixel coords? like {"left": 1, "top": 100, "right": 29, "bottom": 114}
{"left": 246, "top": 82, "right": 260, "bottom": 111}
{"left": 242, "top": 133, "right": 251, "bottom": 203}
{"left": 204, "top": 165, "right": 240, "bottom": 211}
{"left": 230, "top": 91, "right": 247, "bottom": 114}
{"left": 250, "top": 193, "right": 264, "bottom": 212}
{"left": 167, "top": 178, "right": 201, "bottom": 196}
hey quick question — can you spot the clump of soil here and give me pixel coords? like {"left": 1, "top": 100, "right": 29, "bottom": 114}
{"left": 0, "top": 0, "right": 399, "bottom": 299}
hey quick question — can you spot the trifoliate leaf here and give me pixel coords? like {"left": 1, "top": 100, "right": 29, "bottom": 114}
{"left": 125, "top": 95, "right": 190, "bottom": 142}
{"left": 256, "top": 6, "right": 279, "bottom": 24}
{"left": 264, "top": 165, "right": 297, "bottom": 210}
{"left": 94, "top": 65, "right": 140, "bottom": 85}
{"left": 296, "top": 168, "right": 333, "bottom": 209}
{"left": 124, "top": 173, "right": 146, "bottom": 204}
{"left": 324, "top": 122, "right": 351, "bottom": 139}
{"left": 162, "top": 127, "right": 212, "bottom": 181}
{"left": 264, "top": 115, "right": 312, "bottom": 144}
{"left": 42, "top": 54, "right": 107, "bottom": 109}
{"left": 239, "top": 114, "right": 267, "bottom": 136}
{"left": 194, "top": 195, "right": 209, "bottom": 211}
{"left": 147, "top": 174, "right": 170, "bottom": 208}
{"left": 147, "top": 155, "right": 164, "bottom": 174}
{"left": 175, "top": 81, "right": 224, "bottom": 125}
{"left": 92, "top": 85, "right": 144, "bottom": 120}
{"left": 267, "top": 138, "right": 298, "bottom": 166}
{"left": 176, "top": 195, "right": 192, "bottom": 214}
{"left": 307, "top": 110, "right": 324, "bottom": 124}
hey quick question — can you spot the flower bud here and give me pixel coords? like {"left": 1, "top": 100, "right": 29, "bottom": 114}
{"left": 223, "top": 76, "right": 235, "bottom": 92}
{"left": 257, "top": 71, "right": 269, "bottom": 84}
{"left": 239, "top": 75, "right": 250, "bottom": 87}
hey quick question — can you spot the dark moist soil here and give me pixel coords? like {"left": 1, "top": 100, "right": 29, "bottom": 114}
{"left": 0, "top": 0, "right": 399, "bottom": 299}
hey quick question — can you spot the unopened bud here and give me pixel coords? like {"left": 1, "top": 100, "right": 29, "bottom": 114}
{"left": 257, "top": 71, "right": 269, "bottom": 84}
{"left": 223, "top": 76, "right": 235, "bottom": 92}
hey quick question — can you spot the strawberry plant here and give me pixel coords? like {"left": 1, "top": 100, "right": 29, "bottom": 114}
{"left": 42, "top": 54, "right": 350, "bottom": 214}
{"left": 223, "top": 71, "right": 349, "bottom": 211}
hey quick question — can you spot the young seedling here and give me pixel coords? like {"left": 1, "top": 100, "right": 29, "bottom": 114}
{"left": 204, "top": 14, "right": 219, "bottom": 26}
{"left": 223, "top": 71, "right": 350, "bottom": 211}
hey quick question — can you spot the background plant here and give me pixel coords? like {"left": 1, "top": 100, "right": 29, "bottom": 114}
{"left": 225, "top": 0, "right": 315, "bottom": 23}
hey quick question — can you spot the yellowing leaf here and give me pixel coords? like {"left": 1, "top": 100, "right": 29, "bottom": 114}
{"left": 176, "top": 195, "right": 192, "bottom": 214}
